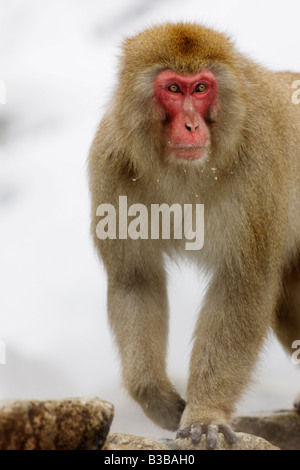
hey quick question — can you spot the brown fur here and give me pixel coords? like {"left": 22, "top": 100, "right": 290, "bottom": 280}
{"left": 88, "top": 23, "right": 300, "bottom": 446}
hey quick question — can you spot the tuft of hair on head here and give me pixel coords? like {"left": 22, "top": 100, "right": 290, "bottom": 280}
{"left": 121, "top": 23, "right": 237, "bottom": 76}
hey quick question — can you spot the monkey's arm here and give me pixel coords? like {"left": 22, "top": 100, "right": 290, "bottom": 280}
{"left": 103, "top": 239, "right": 185, "bottom": 431}
{"left": 88, "top": 132, "right": 185, "bottom": 429}
{"left": 178, "top": 238, "right": 282, "bottom": 449}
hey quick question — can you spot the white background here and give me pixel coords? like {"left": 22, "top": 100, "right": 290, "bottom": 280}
{"left": 0, "top": 0, "right": 299, "bottom": 438}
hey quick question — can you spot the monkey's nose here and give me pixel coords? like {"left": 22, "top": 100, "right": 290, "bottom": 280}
{"left": 185, "top": 123, "right": 199, "bottom": 132}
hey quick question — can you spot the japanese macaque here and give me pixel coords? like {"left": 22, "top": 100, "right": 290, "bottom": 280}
{"left": 88, "top": 23, "right": 300, "bottom": 449}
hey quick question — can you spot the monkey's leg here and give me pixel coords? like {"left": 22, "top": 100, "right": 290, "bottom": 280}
{"left": 106, "top": 251, "right": 185, "bottom": 431}
{"left": 177, "top": 274, "right": 277, "bottom": 449}
{"left": 273, "top": 264, "right": 300, "bottom": 413}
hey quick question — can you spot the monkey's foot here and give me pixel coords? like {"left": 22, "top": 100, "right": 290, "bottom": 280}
{"left": 176, "top": 422, "right": 236, "bottom": 450}
{"left": 177, "top": 404, "right": 237, "bottom": 449}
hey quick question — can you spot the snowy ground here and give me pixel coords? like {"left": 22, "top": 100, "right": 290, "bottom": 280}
{"left": 0, "top": 0, "right": 300, "bottom": 439}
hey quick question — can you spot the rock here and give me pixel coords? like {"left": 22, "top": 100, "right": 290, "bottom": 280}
{"left": 166, "top": 432, "right": 279, "bottom": 450}
{"left": 0, "top": 397, "right": 114, "bottom": 450}
{"left": 233, "top": 409, "right": 300, "bottom": 450}
{"left": 104, "top": 433, "right": 170, "bottom": 450}
{"left": 294, "top": 393, "right": 300, "bottom": 414}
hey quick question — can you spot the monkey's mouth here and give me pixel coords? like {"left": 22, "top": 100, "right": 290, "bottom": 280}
{"left": 170, "top": 146, "right": 209, "bottom": 161}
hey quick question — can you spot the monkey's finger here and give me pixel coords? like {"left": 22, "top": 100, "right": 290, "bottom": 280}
{"left": 219, "top": 425, "right": 237, "bottom": 444}
{"left": 190, "top": 425, "right": 203, "bottom": 444}
{"left": 176, "top": 426, "right": 191, "bottom": 439}
{"left": 206, "top": 425, "right": 218, "bottom": 450}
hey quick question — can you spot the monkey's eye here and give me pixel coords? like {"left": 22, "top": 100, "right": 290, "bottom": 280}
{"left": 194, "top": 83, "right": 207, "bottom": 93}
{"left": 168, "top": 84, "right": 180, "bottom": 93}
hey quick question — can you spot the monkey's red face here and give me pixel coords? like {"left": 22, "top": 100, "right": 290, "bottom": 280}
{"left": 154, "top": 70, "right": 217, "bottom": 161}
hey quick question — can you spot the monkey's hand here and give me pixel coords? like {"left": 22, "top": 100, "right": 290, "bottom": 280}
{"left": 176, "top": 423, "right": 236, "bottom": 449}
{"left": 176, "top": 409, "right": 236, "bottom": 450}
{"left": 140, "top": 389, "right": 186, "bottom": 432}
